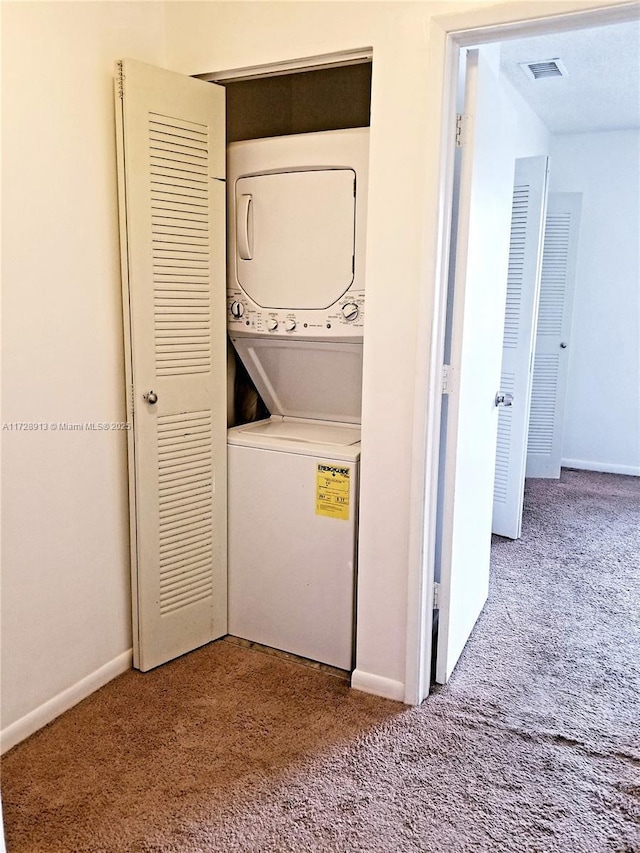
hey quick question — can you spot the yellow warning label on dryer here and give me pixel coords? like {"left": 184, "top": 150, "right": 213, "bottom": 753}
{"left": 316, "top": 464, "right": 350, "bottom": 520}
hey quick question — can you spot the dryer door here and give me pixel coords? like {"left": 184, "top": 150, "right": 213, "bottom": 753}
{"left": 235, "top": 169, "right": 356, "bottom": 310}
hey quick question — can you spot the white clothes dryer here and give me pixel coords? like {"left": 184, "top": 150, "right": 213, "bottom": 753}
{"left": 227, "top": 128, "right": 369, "bottom": 342}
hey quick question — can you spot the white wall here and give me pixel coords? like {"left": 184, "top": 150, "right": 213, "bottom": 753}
{"left": 502, "top": 73, "right": 551, "bottom": 159}
{"left": 549, "top": 130, "right": 640, "bottom": 475}
{"left": 1, "top": 1, "right": 166, "bottom": 749}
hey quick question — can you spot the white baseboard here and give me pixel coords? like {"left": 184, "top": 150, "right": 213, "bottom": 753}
{"left": 351, "top": 669, "right": 405, "bottom": 702}
{"left": 1, "top": 649, "right": 132, "bottom": 755}
{"left": 562, "top": 458, "right": 640, "bottom": 477}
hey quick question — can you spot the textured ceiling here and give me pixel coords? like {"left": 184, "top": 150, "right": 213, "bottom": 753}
{"left": 499, "top": 19, "right": 640, "bottom": 134}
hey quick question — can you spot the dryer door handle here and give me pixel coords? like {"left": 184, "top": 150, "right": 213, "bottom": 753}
{"left": 237, "top": 194, "right": 253, "bottom": 260}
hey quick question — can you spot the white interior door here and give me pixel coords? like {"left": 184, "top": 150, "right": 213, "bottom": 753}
{"left": 492, "top": 156, "right": 549, "bottom": 539}
{"left": 436, "top": 49, "right": 516, "bottom": 684}
{"left": 115, "top": 59, "right": 227, "bottom": 671}
{"left": 526, "top": 193, "right": 582, "bottom": 478}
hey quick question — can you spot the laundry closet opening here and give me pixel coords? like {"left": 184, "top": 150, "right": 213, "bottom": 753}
{"left": 217, "top": 60, "right": 372, "bottom": 673}
{"left": 115, "top": 56, "right": 373, "bottom": 675}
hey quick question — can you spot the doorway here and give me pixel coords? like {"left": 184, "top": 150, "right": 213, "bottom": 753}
{"left": 425, "top": 4, "right": 640, "bottom": 695}
{"left": 206, "top": 57, "right": 373, "bottom": 678}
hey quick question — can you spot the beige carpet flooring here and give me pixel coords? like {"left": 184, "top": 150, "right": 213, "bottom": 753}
{"left": 2, "top": 469, "right": 639, "bottom": 852}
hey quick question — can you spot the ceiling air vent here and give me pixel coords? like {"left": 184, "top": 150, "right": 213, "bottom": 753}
{"left": 519, "top": 58, "right": 568, "bottom": 81}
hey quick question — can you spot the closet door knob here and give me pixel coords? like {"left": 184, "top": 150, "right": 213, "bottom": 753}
{"left": 495, "top": 392, "right": 514, "bottom": 407}
{"left": 143, "top": 391, "right": 158, "bottom": 405}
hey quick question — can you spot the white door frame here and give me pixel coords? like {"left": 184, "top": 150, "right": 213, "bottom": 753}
{"left": 404, "top": 0, "right": 640, "bottom": 705}
{"left": 195, "top": 48, "right": 373, "bottom": 83}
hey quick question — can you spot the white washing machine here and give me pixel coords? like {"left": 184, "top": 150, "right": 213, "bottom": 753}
{"left": 226, "top": 129, "right": 369, "bottom": 670}
{"left": 228, "top": 418, "right": 360, "bottom": 670}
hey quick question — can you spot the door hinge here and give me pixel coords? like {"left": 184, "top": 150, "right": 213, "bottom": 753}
{"left": 442, "top": 364, "right": 455, "bottom": 394}
{"left": 116, "top": 60, "right": 125, "bottom": 101}
{"left": 456, "top": 114, "right": 471, "bottom": 147}
{"left": 433, "top": 581, "right": 441, "bottom": 610}
{"left": 131, "top": 383, "right": 135, "bottom": 417}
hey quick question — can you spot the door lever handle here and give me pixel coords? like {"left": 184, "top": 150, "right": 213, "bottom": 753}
{"left": 495, "top": 392, "right": 514, "bottom": 407}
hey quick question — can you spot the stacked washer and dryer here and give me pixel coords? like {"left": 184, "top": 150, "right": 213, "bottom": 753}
{"left": 226, "top": 128, "right": 369, "bottom": 671}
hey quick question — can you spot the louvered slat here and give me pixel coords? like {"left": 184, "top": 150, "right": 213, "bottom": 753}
{"left": 502, "top": 184, "right": 530, "bottom": 349}
{"left": 536, "top": 213, "right": 571, "bottom": 336}
{"left": 157, "top": 409, "right": 213, "bottom": 615}
{"left": 493, "top": 372, "right": 516, "bottom": 503}
{"left": 150, "top": 112, "right": 212, "bottom": 377}
{"left": 527, "top": 354, "right": 560, "bottom": 454}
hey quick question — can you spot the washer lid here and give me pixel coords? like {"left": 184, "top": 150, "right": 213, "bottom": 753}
{"left": 240, "top": 418, "right": 360, "bottom": 446}
{"left": 231, "top": 337, "right": 363, "bottom": 424}
{"left": 228, "top": 417, "right": 361, "bottom": 460}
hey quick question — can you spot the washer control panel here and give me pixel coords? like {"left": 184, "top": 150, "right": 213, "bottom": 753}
{"left": 227, "top": 289, "right": 365, "bottom": 338}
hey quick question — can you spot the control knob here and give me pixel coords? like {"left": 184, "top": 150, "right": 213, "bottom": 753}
{"left": 342, "top": 302, "right": 359, "bottom": 322}
{"left": 284, "top": 319, "right": 297, "bottom": 332}
{"left": 230, "top": 300, "right": 244, "bottom": 319}
{"left": 266, "top": 318, "right": 279, "bottom": 332}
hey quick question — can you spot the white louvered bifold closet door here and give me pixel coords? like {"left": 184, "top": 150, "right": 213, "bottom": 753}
{"left": 526, "top": 193, "right": 582, "bottom": 479}
{"left": 492, "top": 156, "right": 548, "bottom": 539}
{"left": 115, "top": 60, "right": 227, "bottom": 671}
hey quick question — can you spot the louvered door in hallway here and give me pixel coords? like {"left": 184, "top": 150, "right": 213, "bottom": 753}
{"left": 526, "top": 193, "right": 582, "bottom": 478}
{"left": 492, "top": 156, "right": 549, "bottom": 540}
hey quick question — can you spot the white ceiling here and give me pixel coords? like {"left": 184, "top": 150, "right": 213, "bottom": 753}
{"left": 499, "top": 19, "right": 640, "bottom": 134}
